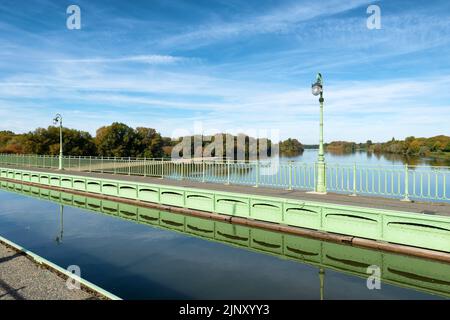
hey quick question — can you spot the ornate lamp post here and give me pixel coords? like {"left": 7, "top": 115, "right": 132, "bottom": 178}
{"left": 312, "top": 73, "right": 326, "bottom": 194}
{"left": 53, "top": 114, "right": 63, "bottom": 170}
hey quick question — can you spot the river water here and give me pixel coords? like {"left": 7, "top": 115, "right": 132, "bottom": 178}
{"left": 0, "top": 183, "right": 448, "bottom": 300}
{"left": 285, "top": 149, "right": 450, "bottom": 167}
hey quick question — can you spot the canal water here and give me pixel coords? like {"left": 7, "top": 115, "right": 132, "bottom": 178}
{"left": 0, "top": 183, "right": 449, "bottom": 300}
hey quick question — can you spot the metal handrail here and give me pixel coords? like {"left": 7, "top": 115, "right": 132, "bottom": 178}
{"left": 0, "top": 153, "right": 448, "bottom": 202}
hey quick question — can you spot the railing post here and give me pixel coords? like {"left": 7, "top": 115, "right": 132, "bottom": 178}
{"left": 161, "top": 160, "right": 164, "bottom": 179}
{"left": 288, "top": 161, "right": 292, "bottom": 190}
{"left": 89, "top": 156, "right": 92, "bottom": 172}
{"left": 226, "top": 159, "right": 230, "bottom": 185}
{"left": 101, "top": 156, "right": 104, "bottom": 173}
{"left": 254, "top": 160, "right": 259, "bottom": 187}
{"left": 202, "top": 160, "right": 205, "bottom": 183}
{"left": 144, "top": 157, "right": 147, "bottom": 177}
{"left": 351, "top": 163, "right": 357, "bottom": 196}
{"left": 181, "top": 162, "right": 184, "bottom": 180}
{"left": 78, "top": 156, "right": 81, "bottom": 171}
{"left": 128, "top": 157, "right": 131, "bottom": 176}
{"left": 402, "top": 164, "right": 411, "bottom": 202}
{"left": 444, "top": 174, "right": 447, "bottom": 201}
{"left": 113, "top": 156, "right": 116, "bottom": 174}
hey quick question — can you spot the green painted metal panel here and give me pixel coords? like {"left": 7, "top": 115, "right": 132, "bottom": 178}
{"left": 86, "top": 180, "right": 101, "bottom": 193}
{"left": 322, "top": 207, "right": 381, "bottom": 240}
{"left": 383, "top": 215, "right": 450, "bottom": 252}
{"left": 185, "top": 191, "right": 214, "bottom": 212}
{"left": 0, "top": 169, "right": 7, "bottom": 178}
{"left": 50, "top": 176, "right": 60, "bottom": 187}
{"left": 250, "top": 198, "right": 283, "bottom": 223}
{"left": 22, "top": 173, "right": 31, "bottom": 182}
{"left": 251, "top": 228, "right": 283, "bottom": 254}
{"left": 102, "top": 183, "right": 118, "bottom": 197}
{"left": 160, "top": 188, "right": 185, "bottom": 207}
{"left": 284, "top": 201, "right": 321, "bottom": 230}
{"left": 138, "top": 186, "right": 159, "bottom": 203}
{"left": 61, "top": 178, "right": 72, "bottom": 189}
{"left": 30, "top": 174, "right": 40, "bottom": 183}
{"left": 283, "top": 234, "right": 321, "bottom": 263}
{"left": 118, "top": 184, "right": 138, "bottom": 199}
{"left": 39, "top": 175, "right": 50, "bottom": 185}
{"left": 215, "top": 194, "right": 250, "bottom": 218}
{"left": 215, "top": 223, "right": 250, "bottom": 246}
{"left": 73, "top": 179, "right": 86, "bottom": 191}
{"left": 185, "top": 216, "right": 215, "bottom": 238}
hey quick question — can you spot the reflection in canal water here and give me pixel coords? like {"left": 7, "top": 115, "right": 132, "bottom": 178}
{"left": 0, "top": 181, "right": 449, "bottom": 299}
{"left": 283, "top": 149, "right": 450, "bottom": 167}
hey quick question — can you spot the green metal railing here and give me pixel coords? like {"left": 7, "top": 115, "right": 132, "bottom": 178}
{"left": 0, "top": 153, "right": 449, "bottom": 202}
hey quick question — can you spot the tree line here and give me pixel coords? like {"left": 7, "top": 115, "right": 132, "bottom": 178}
{"left": 0, "top": 123, "right": 305, "bottom": 159}
{"left": 325, "top": 135, "right": 450, "bottom": 157}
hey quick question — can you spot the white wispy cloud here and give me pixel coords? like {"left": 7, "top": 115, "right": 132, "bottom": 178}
{"left": 48, "top": 54, "right": 190, "bottom": 65}
{"left": 1, "top": 60, "right": 448, "bottom": 143}
{"left": 158, "top": 0, "right": 373, "bottom": 48}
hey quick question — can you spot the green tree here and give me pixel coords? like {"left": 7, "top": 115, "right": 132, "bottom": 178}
{"left": 279, "top": 138, "right": 304, "bottom": 156}
{"left": 16, "top": 126, "right": 96, "bottom": 156}
{"left": 135, "top": 127, "right": 164, "bottom": 158}
{"left": 95, "top": 123, "right": 139, "bottom": 157}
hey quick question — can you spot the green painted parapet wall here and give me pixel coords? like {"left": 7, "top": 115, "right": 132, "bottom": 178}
{"left": 1, "top": 181, "right": 450, "bottom": 298}
{"left": 1, "top": 166, "right": 450, "bottom": 253}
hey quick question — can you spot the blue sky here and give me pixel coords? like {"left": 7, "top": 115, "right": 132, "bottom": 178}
{"left": 0, "top": 0, "right": 449, "bottom": 143}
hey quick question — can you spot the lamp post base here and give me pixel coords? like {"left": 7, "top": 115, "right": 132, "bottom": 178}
{"left": 307, "top": 191, "right": 327, "bottom": 195}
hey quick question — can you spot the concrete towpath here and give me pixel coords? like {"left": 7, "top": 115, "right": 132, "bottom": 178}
{"left": 0, "top": 242, "right": 98, "bottom": 300}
